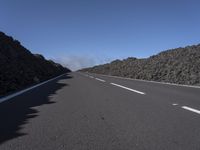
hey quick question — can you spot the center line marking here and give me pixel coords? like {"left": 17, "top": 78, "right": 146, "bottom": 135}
{"left": 172, "top": 103, "right": 178, "bottom": 106}
{"left": 182, "top": 106, "right": 200, "bottom": 115}
{"left": 95, "top": 78, "right": 106, "bottom": 82}
{"left": 181, "top": 106, "right": 200, "bottom": 114}
{"left": 110, "top": 83, "right": 145, "bottom": 95}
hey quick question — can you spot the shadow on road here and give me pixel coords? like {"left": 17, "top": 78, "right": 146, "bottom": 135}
{"left": 0, "top": 74, "right": 72, "bottom": 144}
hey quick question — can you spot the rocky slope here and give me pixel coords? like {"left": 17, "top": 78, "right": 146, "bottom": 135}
{"left": 0, "top": 31, "right": 70, "bottom": 96}
{"left": 81, "top": 45, "right": 200, "bottom": 86}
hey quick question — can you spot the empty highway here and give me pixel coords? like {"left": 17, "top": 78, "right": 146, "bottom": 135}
{"left": 0, "top": 72, "right": 200, "bottom": 150}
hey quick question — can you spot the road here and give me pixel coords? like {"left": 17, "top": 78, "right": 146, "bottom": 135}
{"left": 0, "top": 72, "right": 200, "bottom": 150}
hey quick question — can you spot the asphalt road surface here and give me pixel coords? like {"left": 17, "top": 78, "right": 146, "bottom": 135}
{"left": 0, "top": 72, "right": 200, "bottom": 150}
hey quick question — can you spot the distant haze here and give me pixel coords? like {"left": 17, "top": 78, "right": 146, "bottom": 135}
{"left": 52, "top": 55, "right": 112, "bottom": 71}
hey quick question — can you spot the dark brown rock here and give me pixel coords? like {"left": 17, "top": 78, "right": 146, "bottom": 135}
{"left": 0, "top": 31, "right": 71, "bottom": 96}
{"left": 81, "top": 45, "right": 200, "bottom": 86}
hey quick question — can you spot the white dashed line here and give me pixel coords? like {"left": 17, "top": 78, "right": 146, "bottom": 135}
{"left": 89, "top": 73, "right": 200, "bottom": 89}
{"left": 182, "top": 106, "right": 200, "bottom": 115}
{"left": 95, "top": 78, "right": 106, "bottom": 82}
{"left": 81, "top": 73, "right": 200, "bottom": 116}
{"left": 80, "top": 72, "right": 200, "bottom": 116}
{"left": 110, "top": 83, "right": 145, "bottom": 95}
{"left": 172, "top": 103, "right": 178, "bottom": 106}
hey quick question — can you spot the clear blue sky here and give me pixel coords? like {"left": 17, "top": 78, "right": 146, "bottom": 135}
{"left": 1, "top": 0, "right": 200, "bottom": 70}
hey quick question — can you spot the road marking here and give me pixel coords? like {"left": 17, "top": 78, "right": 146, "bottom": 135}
{"left": 86, "top": 73, "right": 200, "bottom": 89}
{"left": 110, "top": 83, "right": 145, "bottom": 95}
{"left": 172, "top": 103, "right": 178, "bottom": 106}
{"left": 89, "top": 76, "right": 94, "bottom": 78}
{"left": 182, "top": 106, "right": 200, "bottom": 115}
{"left": 0, "top": 73, "right": 68, "bottom": 103}
{"left": 95, "top": 78, "right": 106, "bottom": 82}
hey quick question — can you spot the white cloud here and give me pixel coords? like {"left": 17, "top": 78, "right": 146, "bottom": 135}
{"left": 52, "top": 55, "right": 111, "bottom": 71}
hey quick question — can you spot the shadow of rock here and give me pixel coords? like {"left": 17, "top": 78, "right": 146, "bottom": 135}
{"left": 0, "top": 74, "right": 72, "bottom": 144}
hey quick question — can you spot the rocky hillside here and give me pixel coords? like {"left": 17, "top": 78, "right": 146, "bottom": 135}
{"left": 81, "top": 45, "right": 200, "bottom": 86}
{"left": 0, "top": 31, "right": 70, "bottom": 96}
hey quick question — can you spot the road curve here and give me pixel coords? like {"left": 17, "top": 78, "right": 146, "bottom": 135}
{"left": 0, "top": 72, "right": 200, "bottom": 150}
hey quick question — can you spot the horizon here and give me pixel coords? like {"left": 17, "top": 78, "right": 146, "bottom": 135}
{"left": 2, "top": 29, "right": 200, "bottom": 71}
{"left": 1, "top": 0, "right": 200, "bottom": 71}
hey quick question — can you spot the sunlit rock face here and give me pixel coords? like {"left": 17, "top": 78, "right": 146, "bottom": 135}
{"left": 81, "top": 45, "right": 200, "bottom": 86}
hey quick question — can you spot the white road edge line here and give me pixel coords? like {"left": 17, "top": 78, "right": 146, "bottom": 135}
{"left": 110, "top": 83, "right": 145, "bottom": 95}
{"left": 0, "top": 73, "right": 68, "bottom": 104}
{"left": 95, "top": 78, "right": 106, "bottom": 82}
{"left": 182, "top": 106, "right": 200, "bottom": 115}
